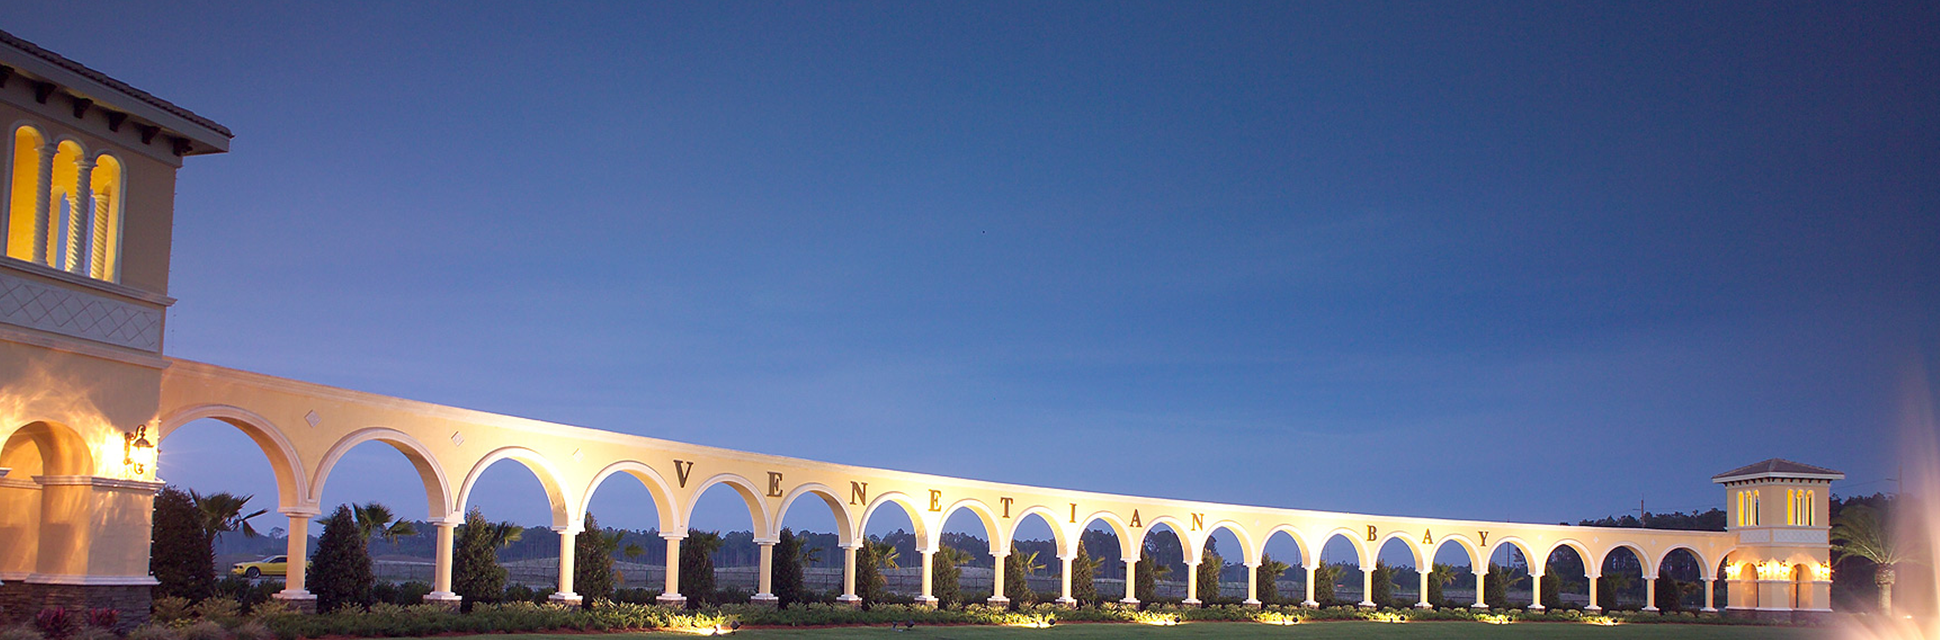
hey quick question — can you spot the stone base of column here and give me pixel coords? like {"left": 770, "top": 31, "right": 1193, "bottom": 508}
{"left": 1642, "top": 606, "right": 1660, "bottom": 613}
{"left": 1584, "top": 605, "right": 1603, "bottom": 613}
{"left": 1790, "top": 609, "right": 1835, "bottom": 625}
{"left": 1526, "top": 604, "right": 1545, "bottom": 612}
{"left": 749, "top": 594, "right": 779, "bottom": 607}
{"left": 1243, "top": 599, "right": 1261, "bottom": 609}
{"left": 273, "top": 590, "right": 318, "bottom": 614}
{"left": 420, "top": 592, "right": 461, "bottom": 610}
{"left": 0, "top": 583, "right": 151, "bottom": 633}
{"left": 985, "top": 595, "right": 1011, "bottom": 608}
{"left": 547, "top": 592, "right": 583, "bottom": 606}
{"left": 1119, "top": 596, "right": 1140, "bottom": 607}
{"left": 1358, "top": 601, "right": 1377, "bottom": 610}
{"left": 1053, "top": 597, "right": 1076, "bottom": 608}
{"left": 1300, "top": 599, "right": 1318, "bottom": 609}
{"left": 656, "top": 594, "right": 688, "bottom": 608}
{"left": 1180, "top": 598, "right": 1202, "bottom": 608}
{"left": 1413, "top": 602, "right": 1432, "bottom": 609}
{"left": 1700, "top": 607, "right": 1718, "bottom": 614}
{"left": 835, "top": 594, "right": 862, "bottom": 609}
{"left": 913, "top": 595, "right": 938, "bottom": 608}
{"left": 1469, "top": 603, "right": 1488, "bottom": 610}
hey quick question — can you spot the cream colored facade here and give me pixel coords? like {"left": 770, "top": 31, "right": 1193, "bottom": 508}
{"left": 0, "top": 28, "right": 1839, "bottom": 625}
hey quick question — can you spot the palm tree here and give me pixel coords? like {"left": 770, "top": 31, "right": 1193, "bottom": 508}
{"left": 352, "top": 502, "right": 419, "bottom": 547}
{"left": 868, "top": 539, "right": 901, "bottom": 571}
{"left": 1831, "top": 504, "right": 1913, "bottom": 615}
{"left": 191, "top": 490, "right": 267, "bottom": 538}
{"left": 937, "top": 546, "right": 974, "bottom": 569}
{"left": 1427, "top": 562, "right": 1460, "bottom": 605}
{"left": 1017, "top": 550, "right": 1045, "bottom": 577}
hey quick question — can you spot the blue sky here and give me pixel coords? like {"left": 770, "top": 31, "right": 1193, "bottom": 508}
{"left": 6, "top": 2, "right": 1934, "bottom": 542}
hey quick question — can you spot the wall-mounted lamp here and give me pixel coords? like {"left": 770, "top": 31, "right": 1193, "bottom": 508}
{"left": 124, "top": 424, "right": 155, "bottom": 475}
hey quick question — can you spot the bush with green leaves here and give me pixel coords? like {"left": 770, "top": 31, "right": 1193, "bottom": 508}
{"left": 1370, "top": 562, "right": 1394, "bottom": 606}
{"left": 771, "top": 529, "right": 808, "bottom": 606}
{"left": 1195, "top": 549, "right": 1223, "bottom": 602}
{"left": 1311, "top": 562, "right": 1342, "bottom": 604}
{"left": 1070, "top": 541, "right": 1098, "bottom": 605}
{"left": 851, "top": 539, "right": 888, "bottom": 605}
{"left": 1485, "top": 563, "right": 1511, "bottom": 609}
{"left": 1002, "top": 550, "right": 1037, "bottom": 606}
{"left": 453, "top": 509, "right": 518, "bottom": 607}
{"left": 1542, "top": 573, "right": 1565, "bottom": 610}
{"left": 679, "top": 531, "right": 723, "bottom": 605}
{"left": 573, "top": 513, "right": 619, "bottom": 602}
{"left": 151, "top": 487, "right": 215, "bottom": 602}
{"left": 310, "top": 505, "right": 374, "bottom": 612}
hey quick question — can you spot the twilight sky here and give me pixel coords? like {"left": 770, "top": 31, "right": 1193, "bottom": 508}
{"left": 6, "top": 2, "right": 1935, "bottom": 541}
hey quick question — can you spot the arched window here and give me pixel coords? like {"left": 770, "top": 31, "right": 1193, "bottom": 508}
{"left": 6, "top": 125, "right": 46, "bottom": 262}
{"left": 87, "top": 154, "right": 123, "bottom": 281}
{"left": 50, "top": 140, "right": 83, "bottom": 272}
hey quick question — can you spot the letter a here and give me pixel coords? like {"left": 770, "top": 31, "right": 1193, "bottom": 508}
{"left": 673, "top": 460, "right": 694, "bottom": 487}
{"left": 1422, "top": 530, "right": 1433, "bottom": 545}
{"left": 1129, "top": 510, "right": 1142, "bottom": 528}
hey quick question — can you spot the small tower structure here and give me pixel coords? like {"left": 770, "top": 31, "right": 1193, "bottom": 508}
{"left": 1713, "top": 458, "right": 1843, "bottom": 622}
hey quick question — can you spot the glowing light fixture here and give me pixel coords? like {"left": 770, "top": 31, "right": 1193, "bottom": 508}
{"left": 1254, "top": 611, "right": 1301, "bottom": 625}
{"left": 123, "top": 424, "right": 155, "bottom": 475}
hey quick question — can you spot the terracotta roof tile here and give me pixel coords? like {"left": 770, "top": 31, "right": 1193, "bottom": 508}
{"left": 1712, "top": 458, "right": 1843, "bottom": 481}
{"left": 0, "top": 28, "right": 232, "bottom": 138}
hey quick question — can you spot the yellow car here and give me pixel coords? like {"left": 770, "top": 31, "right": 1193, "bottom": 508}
{"left": 230, "top": 555, "right": 295, "bottom": 578}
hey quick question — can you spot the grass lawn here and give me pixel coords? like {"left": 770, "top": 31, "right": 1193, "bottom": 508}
{"left": 429, "top": 621, "right": 1832, "bottom": 639}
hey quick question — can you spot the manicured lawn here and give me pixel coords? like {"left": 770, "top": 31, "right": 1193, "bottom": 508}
{"left": 431, "top": 621, "right": 1832, "bottom": 639}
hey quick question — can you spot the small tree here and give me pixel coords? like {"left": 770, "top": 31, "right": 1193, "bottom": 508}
{"left": 1831, "top": 504, "right": 1913, "bottom": 615}
{"left": 310, "top": 505, "right": 374, "bottom": 612}
{"left": 352, "top": 503, "right": 418, "bottom": 547}
{"left": 853, "top": 538, "right": 888, "bottom": 605}
{"left": 772, "top": 529, "right": 807, "bottom": 606}
{"left": 1134, "top": 556, "right": 1166, "bottom": 602}
{"left": 1196, "top": 549, "right": 1223, "bottom": 602}
{"left": 1485, "top": 563, "right": 1510, "bottom": 609}
{"left": 1256, "top": 554, "right": 1289, "bottom": 603}
{"left": 1541, "top": 573, "right": 1564, "bottom": 610}
{"left": 1071, "top": 541, "right": 1099, "bottom": 605}
{"left": 453, "top": 508, "right": 517, "bottom": 606}
{"left": 1003, "top": 550, "right": 1041, "bottom": 606}
{"left": 1370, "top": 562, "right": 1395, "bottom": 607}
{"left": 1654, "top": 575, "right": 1683, "bottom": 613}
{"left": 680, "top": 530, "right": 723, "bottom": 604}
{"left": 150, "top": 486, "right": 215, "bottom": 602}
{"left": 1312, "top": 562, "right": 1340, "bottom": 605}
{"left": 1427, "top": 563, "right": 1459, "bottom": 607}
{"left": 573, "top": 513, "right": 618, "bottom": 602}
{"left": 932, "top": 546, "right": 969, "bottom": 606}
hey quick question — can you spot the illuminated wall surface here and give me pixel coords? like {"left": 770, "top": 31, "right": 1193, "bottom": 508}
{"left": 0, "top": 28, "right": 1837, "bottom": 624}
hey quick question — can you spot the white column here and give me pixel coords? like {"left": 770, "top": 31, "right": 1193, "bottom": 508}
{"left": 273, "top": 508, "right": 319, "bottom": 603}
{"left": 1702, "top": 577, "right": 1717, "bottom": 613}
{"left": 915, "top": 549, "right": 938, "bottom": 607}
{"left": 1244, "top": 561, "right": 1261, "bottom": 608}
{"left": 1585, "top": 571, "right": 1603, "bottom": 612}
{"left": 88, "top": 172, "right": 111, "bottom": 278}
{"left": 1302, "top": 563, "right": 1318, "bottom": 608}
{"left": 1471, "top": 569, "right": 1488, "bottom": 609}
{"left": 1120, "top": 557, "right": 1140, "bottom": 605}
{"left": 1359, "top": 566, "right": 1376, "bottom": 608}
{"left": 751, "top": 539, "right": 778, "bottom": 605}
{"left": 1528, "top": 571, "right": 1546, "bottom": 611}
{"left": 836, "top": 543, "right": 862, "bottom": 606}
{"left": 1056, "top": 554, "right": 1076, "bottom": 606}
{"left": 1184, "top": 560, "right": 1202, "bottom": 606}
{"left": 548, "top": 527, "right": 582, "bottom": 604}
{"left": 1643, "top": 575, "right": 1659, "bottom": 612}
{"left": 425, "top": 518, "right": 460, "bottom": 603}
{"left": 30, "top": 141, "right": 54, "bottom": 266}
{"left": 64, "top": 158, "right": 94, "bottom": 274}
{"left": 1416, "top": 564, "right": 1431, "bottom": 609}
{"left": 987, "top": 551, "right": 1011, "bottom": 607}
{"left": 657, "top": 533, "right": 686, "bottom": 607}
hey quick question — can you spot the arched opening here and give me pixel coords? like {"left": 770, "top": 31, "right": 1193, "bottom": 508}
{"left": 771, "top": 485, "right": 849, "bottom": 603}
{"left": 1597, "top": 546, "right": 1648, "bottom": 611}
{"left": 579, "top": 463, "right": 668, "bottom": 601}
{"left": 1316, "top": 531, "right": 1364, "bottom": 606}
{"left": 1791, "top": 563, "right": 1811, "bottom": 610}
{"left": 1486, "top": 542, "right": 1532, "bottom": 609}
{"left": 1259, "top": 529, "right": 1308, "bottom": 605}
{"left": 1007, "top": 510, "right": 1061, "bottom": 604}
{"left": 7, "top": 125, "right": 46, "bottom": 261}
{"left": 452, "top": 452, "right": 571, "bottom": 603}
{"left": 47, "top": 140, "right": 82, "bottom": 273}
{"left": 0, "top": 421, "right": 94, "bottom": 580}
{"left": 1428, "top": 538, "right": 1478, "bottom": 608}
{"left": 1136, "top": 521, "right": 1188, "bottom": 603}
{"left": 310, "top": 436, "right": 453, "bottom": 603}
{"left": 1078, "top": 515, "right": 1130, "bottom": 605}
{"left": 149, "top": 417, "right": 293, "bottom": 607}
{"left": 678, "top": 476, "right": 766, "bottom": 605}
{"left": 1373, "top": 535, "right": 1420, "bottom": 608}
{"left": 858, "top": 495, "right": 922, "bottom": 600}
{"left": 1656, "top": 548, "right": 1706, "bottom": 612}
{"left": 1544, "top": 543, "right": 1593, "bottom": 610}
{"left": 1202, "top": 525, "right": 1247, "bottom": 604}
{"left": 85, "top": 153, "right": 123, "bottom": 281}
{"left": 938, "top": 502, "right": 1001, "bottom": 604}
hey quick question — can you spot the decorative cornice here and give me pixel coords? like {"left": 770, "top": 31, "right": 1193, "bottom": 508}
{"left": 33, "top": 475, "right": 165, "bottom": 493}
{"left": 0, "top": 267, "right": 166, "bottom": 353}
{"left": 26, "top": 573, "right": 160, "bottom": 586}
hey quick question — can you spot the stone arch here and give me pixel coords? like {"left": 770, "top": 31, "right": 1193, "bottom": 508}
{"left": 1320, "top": 527, "right": 1370, "bottom": 567}
{"left": 581, "top": 460, "right": 677, "bottom": 532}
{"left": 1375, "top": 530, "right": 1423, "bottom": 569}
{"left": 1080, "top": 510, "right": 1137, "bottom": 560}
{"left": 1486, "top": 536, "right": 1539, "bottom": 574}
{"left": 1601, "top": 541, "right": 1655, "bottom": 578}
{"left": 940, "top": 498, "right": 1005, "bottom": 553}
{"left": 1, "top": 420, "right": 94, "bottom": 477}
{"left": 1431, "top": 532, "right": 1484, "bottom": 569}
{"left": 858, "top": 491, "right": 929, "bottom": 550}
{"left": 774, "top": 482, "right": 853, "bottom": 545}
{"left": 1261, "top": 524, "right": 1315, "bottom": 567}
{"left": 310, "top": 426, "right": 451, "bottom": 520}
{"left": 1008, "top": 505, "right": 1070, "bottom": 557}
{"left": 155, "top": 405, "right": 308, "bottom": 508}
{"left": 1547, "top": 539, "right": 1597, "bottom": 575}
{"left": 678, "top": 472, "right": 770, "bottom": 536}
{"left": 1203, "top": 520, "right": 1258, "bottom": 566}
{"left": 1657, "top": 545, "right": 1712, "bottom": 581}
{"left": 455, "top": 446, "right": 573, "bottom": 529}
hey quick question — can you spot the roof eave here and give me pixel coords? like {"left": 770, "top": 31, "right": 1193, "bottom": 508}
{"left": 2, "top": 42, "right": 230, "bottom": 154}
{"left": 1711, "top": 472, "right": 1846, "bottom": 484}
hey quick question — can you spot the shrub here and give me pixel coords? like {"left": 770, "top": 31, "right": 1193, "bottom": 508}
{"left": 176, "top": 621, "right": 227, "bottom": 640}
{"left": 1484, "top": 564, "right": 1510, "bottom": 609}
{"left": 82, "top": 609, "right": 117, "bottom": 631}
{"left": 1070, "top": 541, "right": 1097, "bottom": 605}
{"left": 771, "top": 529, "right": 807, "bottom": 607}
{"left": 1370, "top": 563, "right": 1394, "bottom": 606}
{"left": 228, "top": 621, "right": 272, "bottom": 640}
{"left": 34, "top": 607, "right": 76, "bottom": 640}
{"left": 0, "top": 625, "right": 47, "bottom": 640}
{"left": 929, "top": 547, "right": 967, "bottom": 606}
{"left": 574, "top": 513, "right": 619, "bottom": 602}
{"left": 151, "top": 487, "right": 216, "bottom": 602}
{"left": 67, "top": 629, "right": 113, "bottom": 640}
{"left": 1656, "top": 576, "right": 1685, "bottom": 613}
{"left": 124, "top": 624, "right": 178, "bottom": 640}
{"left": 453, "top": 509, "right": 514, "bottom": 608}
{"left": 151, "top": 597, "right": 194, "bottom": 624}
{"left": 1001, "top": 551, "right": 1034, "bottom": 606}
{"left": 311, "top": 506, "right": 374, "bottom": 612}
{"left": 189, "top": 598, "right": 241, "bottom": 622}
{"left": 679, "top": 531, "right": 722, "bottom": 605}
{"left": 1311, "top": 562, "right": 1341, "bottom": 605}
{"left": 1542, "top": 573, "right": 1564, "bottom": 610}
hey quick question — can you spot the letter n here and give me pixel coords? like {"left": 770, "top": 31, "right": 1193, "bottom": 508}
{"left": 850, "top": 481, "right": 868, "bottom": 506}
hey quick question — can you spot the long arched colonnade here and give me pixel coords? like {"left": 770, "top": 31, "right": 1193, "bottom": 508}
{"left": 132, "top": 359, "right": 1748, "bottom": 611}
